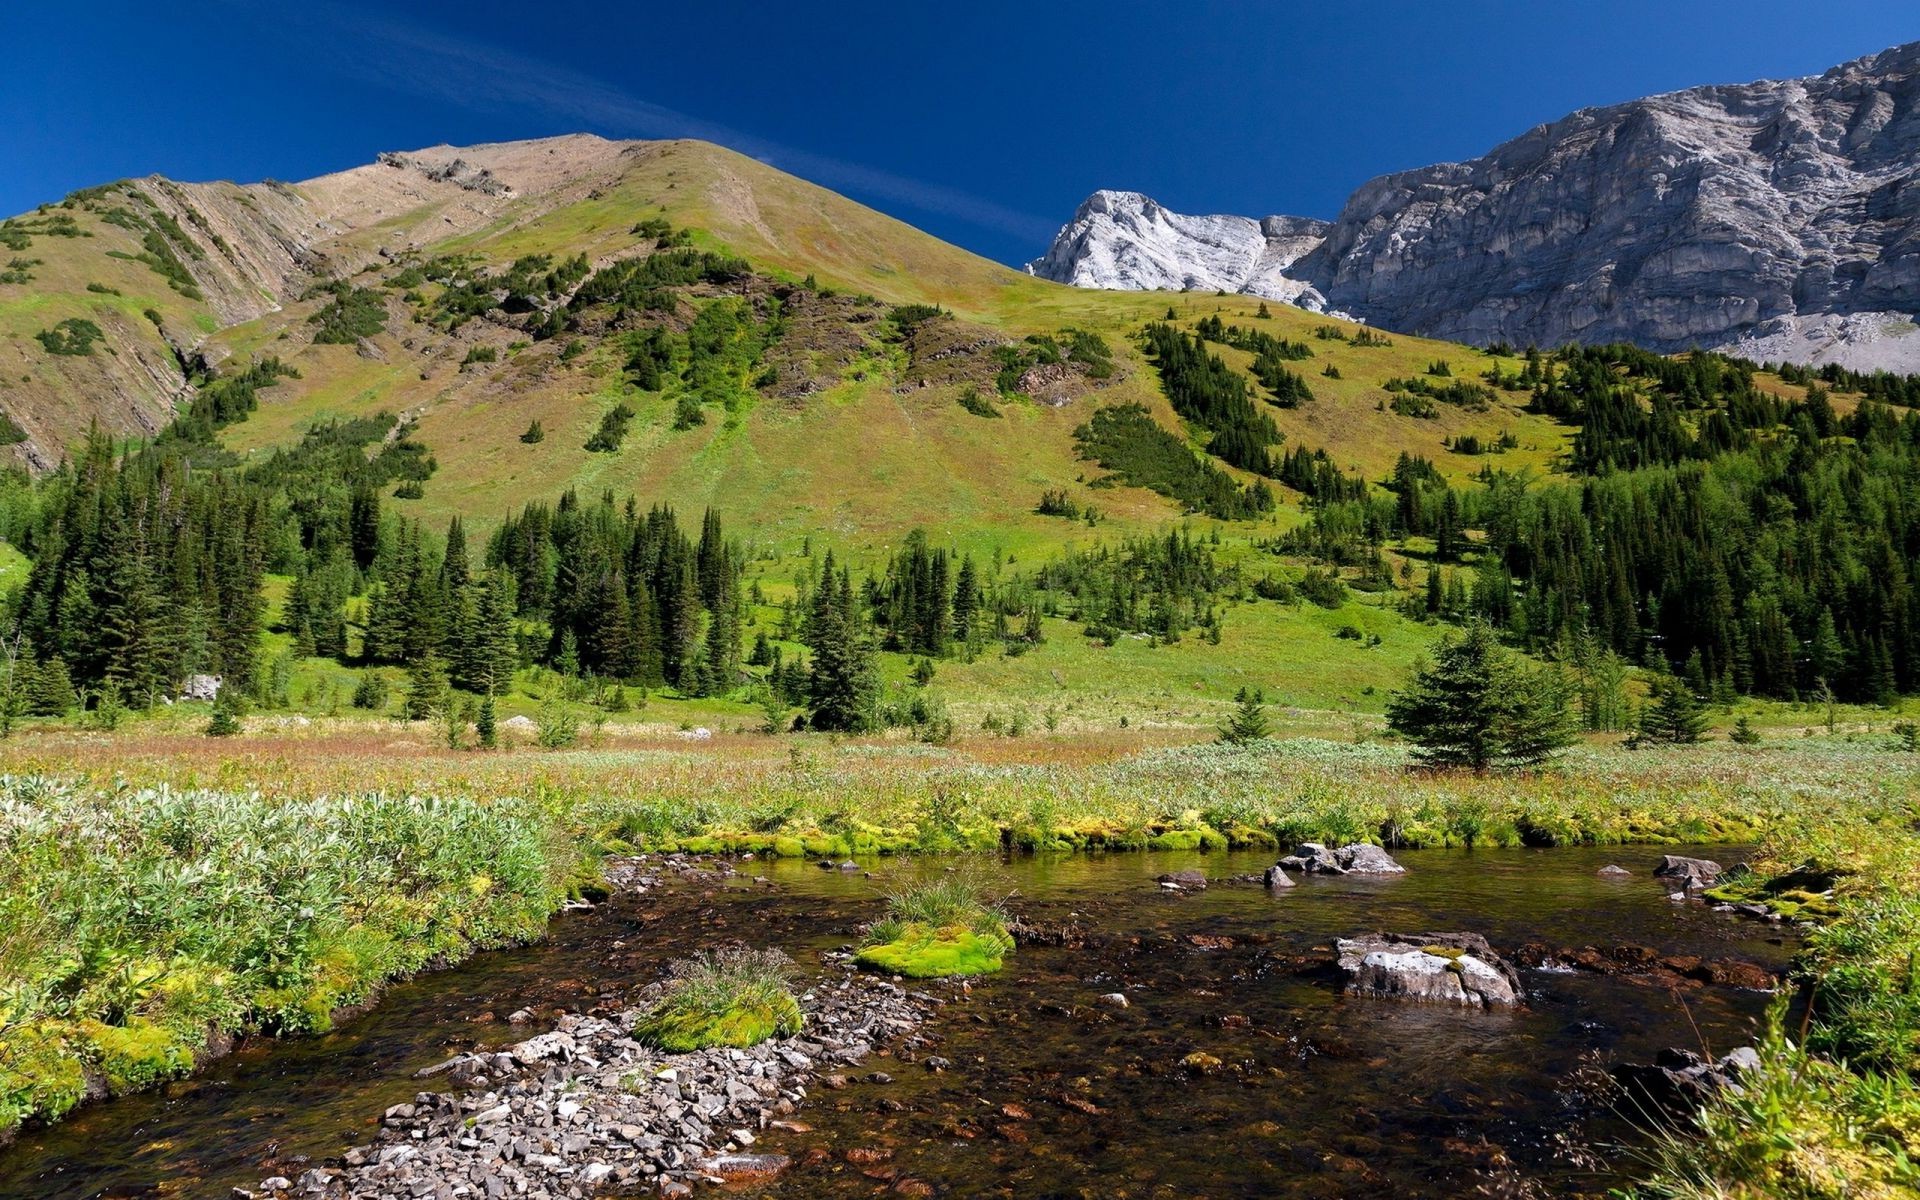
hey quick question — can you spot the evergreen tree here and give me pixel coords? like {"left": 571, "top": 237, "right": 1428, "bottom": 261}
{"left": 1637, "top": 671, "right": 1708, "bottom": 745}
{"left": 1385, "top": 621, "right": 1576, "bottom": 770}
{"left": 1219, "top": 686, "right": 1269, "bottom": 745}
{"left": 27, "top": 655, "right": 75, "bottom": 717}
{"left": 206, "top": 686, "right": 243, "bottom": 737}
{"left": 405, "top": 653, "right": 450, "bottom": 721}
{"left": 805, "top": 566, "right": 877, "bottom": 732}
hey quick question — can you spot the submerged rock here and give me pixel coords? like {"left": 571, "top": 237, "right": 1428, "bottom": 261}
{"left": 1597, "top": 864, "right": 1632, "bottom": 877}
{"left": 1653, "top": 855, "right": 1723, "bottom": 889}
{"left": 1275, "top": 843, "right": 1406, "bottom": 876}
{"left": 1334, "top": 933, "right": 1523, "bottom": 1009}
{"left": 1157, "top": 868, "right": 1208, "bottom": 891}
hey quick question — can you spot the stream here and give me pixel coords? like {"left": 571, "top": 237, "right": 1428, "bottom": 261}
{"left": 0, "top": 845, "right": 1790, "bottom": 1199}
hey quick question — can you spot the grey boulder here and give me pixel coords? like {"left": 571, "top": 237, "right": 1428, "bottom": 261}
{"left": 1334, "top": 932, "right": 1523, "bottom": 1009}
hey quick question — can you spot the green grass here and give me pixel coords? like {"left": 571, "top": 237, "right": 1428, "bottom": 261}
{"left": 855, "top": 873, "right": 1012, "bottom": 978}
{"left": 630, "top": 948, "right": 803, "bottom": 1051}
{"left": 0, "top": 780, "right": 573, "bottom": 1135}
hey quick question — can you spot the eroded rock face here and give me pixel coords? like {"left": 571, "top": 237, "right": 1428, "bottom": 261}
{"left": 1030, "top": 42, "right": 1920, "bottom": 368}
{"left": 1026, "top": 191, "right": 1330, "bottom": 309}
{"left": 1334, "top": 933, "right": 1524, "bottom": 1009}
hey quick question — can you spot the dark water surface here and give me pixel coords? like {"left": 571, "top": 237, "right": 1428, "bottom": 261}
{"left": 0, "top": 846, "right": 1789, "bottom": 1199}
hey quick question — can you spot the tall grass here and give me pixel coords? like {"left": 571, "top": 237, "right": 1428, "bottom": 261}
{"left": 0, "top": 779, "right": 574, "bottom": 1133}
{"left": 631, "top": 949, "right": 802, "bottom": 1052}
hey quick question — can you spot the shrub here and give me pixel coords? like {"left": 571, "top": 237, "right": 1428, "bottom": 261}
{"left": 36, "top": 318, "right": 105, "bottom": 356}
{"left": 585, "top": 402, "right": 636, "bottom": 452}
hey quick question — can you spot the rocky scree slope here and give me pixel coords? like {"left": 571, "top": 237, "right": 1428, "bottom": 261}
{"left": 1030, "top": 41, "right": 1920, "bottom": 369}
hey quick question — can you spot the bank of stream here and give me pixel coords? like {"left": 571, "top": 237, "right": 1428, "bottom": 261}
{"left": 0, "top": 845, "right": 1789, "bottom": 1199}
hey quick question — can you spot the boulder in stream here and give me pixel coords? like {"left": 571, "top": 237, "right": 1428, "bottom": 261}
{"left": 1614, "top": 1046, "right": 1761, "bottom": 1114}
{"left": 1157, "top": 869, "right": 1208, "bottom": 891}
{"left": 1334, "top": 932, "right": 1524, "bottom": 1008}
{"left": 1264, "top": 864, "right": 1296, "bottom": 889}
{"left": 1597, "top": 864, "right": 1631, "bottom": 877}
{"left": 1275, "top": 843, "right": 1406, "bottom": 876}
{"left": 1653, "top": 855, "right": 1722, "bottom": 889}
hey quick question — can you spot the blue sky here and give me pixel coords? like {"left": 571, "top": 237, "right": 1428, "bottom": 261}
{"left": 3, "top": 2, "right": 1913, "bottom": 264}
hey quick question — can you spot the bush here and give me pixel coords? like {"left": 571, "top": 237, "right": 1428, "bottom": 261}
{"left": 585, "top": 402, "right": 635, "bottom": 452}
{"left": 36, "top": 318, "right": 104, "bottom": 356}
{"left": 307, "top": 284, "right": 388, "bottom": 344}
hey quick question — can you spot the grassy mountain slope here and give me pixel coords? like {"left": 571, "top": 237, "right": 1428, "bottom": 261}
{"left": 0, "top": 135, "right": 1856, "bottom": 727}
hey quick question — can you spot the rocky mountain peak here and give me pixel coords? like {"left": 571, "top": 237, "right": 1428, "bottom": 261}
{"left": 1031, "top": 41, "right": 1920, "bottom": 369}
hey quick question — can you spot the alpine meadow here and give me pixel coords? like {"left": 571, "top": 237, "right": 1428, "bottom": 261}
{"left": 0, "top": 18, "right": 1918, "bottom": 1200}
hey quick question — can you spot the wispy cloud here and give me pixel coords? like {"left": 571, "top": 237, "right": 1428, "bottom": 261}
{"left": 279, "top": 4, "right": 1057, "bottom": 246}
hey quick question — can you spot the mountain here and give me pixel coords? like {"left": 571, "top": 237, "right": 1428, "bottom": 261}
{"left": 1030, "top": 41, "right": 1920, "bottom": 369}
{"left": 0, "top": 135, "right": 1037, "bottom": 467}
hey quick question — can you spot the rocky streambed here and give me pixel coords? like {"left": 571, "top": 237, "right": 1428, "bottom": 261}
{"left": 0, "top": 844, "right": 1794, "bottom": 1199}
{"left": 264, "top": 965, "right": 940, "bottom": 1200}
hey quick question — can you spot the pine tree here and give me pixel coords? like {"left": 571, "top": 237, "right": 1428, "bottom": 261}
{"left": 1637, "top": 671, "right": 1708, "bottom": 745}
{"left": 1385, "top": 621, "right": 1575, "bottom": 769}
{"left": 805, "top": 567, "right": 877, "bottom": 732}
{"left": 476, "top": 692, "right": 498, "bottom": 750}
{"left": 405, "top": 653, "right": 450, "bottom": 721}
{"left": 27, "top": 655, "right": 76, "bottom": 717}
{"left": 206, "top": 686, "right": 243, "bottom": 737}
{"left": 1219, "top": 687, "right": 1269, "bottom": 745}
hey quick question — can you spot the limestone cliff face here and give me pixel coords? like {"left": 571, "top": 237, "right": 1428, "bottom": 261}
{"left": 1030, "top": 42, "right": 1920, "bottom": 367}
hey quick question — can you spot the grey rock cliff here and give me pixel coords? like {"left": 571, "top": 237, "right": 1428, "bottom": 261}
{"left": 1030, "top": 42, "right": 1920, "bottom": 368}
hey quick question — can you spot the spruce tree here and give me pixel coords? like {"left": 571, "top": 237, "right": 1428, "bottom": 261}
{"left": 405, "top": 653, "right": 450, "bottom": 721}
{"left": 1385, "top": 621, "right": 1575, "bottom": 770}
{"left": 1637, "top": 671, "right": 1708, "bottom": 745}
{"left": 1219, "top": 687, "right": 1269, "bottom": 745}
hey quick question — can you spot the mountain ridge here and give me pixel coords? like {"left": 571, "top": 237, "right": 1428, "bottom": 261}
{"left": 1030, "top": 40, "right": 1920, "bottom": 369}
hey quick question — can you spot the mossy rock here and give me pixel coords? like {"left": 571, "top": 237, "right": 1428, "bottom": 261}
{"left": 771, "top": 835, "right": 807, "bottom": 858}
{"left": 633, "top": 992, "right": 803, "bottom": 1053}
{"left": 855, "top": 922, "right": 1011, "bottom": 978}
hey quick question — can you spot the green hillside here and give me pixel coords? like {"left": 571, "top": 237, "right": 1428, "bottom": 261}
{"left": 0, "top": 135, "right": 1912, "bottom": 737}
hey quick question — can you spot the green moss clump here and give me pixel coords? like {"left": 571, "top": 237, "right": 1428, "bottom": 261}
{"left": 855, "top": 923, "right": 1012, "bottom": 978}
{"left": 0, "top": 1024, "right": 89, "bottom": 1130}
{"left": 631, "top": 949, "right": 803, "bottom": 1053}
{"left": 76, "top": 1018, "right": 195, "bottom": 1095}
{"left": 855, "top": 874, "right": 1013, "bottom": 978}
{"left": 633, "top": 991, "right": 803, "bottom": 1052}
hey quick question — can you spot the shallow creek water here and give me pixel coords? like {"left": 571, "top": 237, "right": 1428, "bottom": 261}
{"left": 0, "top": 845, "right": 1789, "bottom": 1199}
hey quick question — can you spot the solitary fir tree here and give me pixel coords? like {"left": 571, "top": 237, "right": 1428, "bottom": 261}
{"left": 1385, "top": 621, "right": 1575, "bottom": 770}
{"left": 1219, "top": 687, "right": 1269, "bottom": 745}
{"left": 1636, "top": 671, "right": 1708, "bottom": 745}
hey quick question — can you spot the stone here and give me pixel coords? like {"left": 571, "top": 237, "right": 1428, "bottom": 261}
{"left": 1095, "top": 992, "right": 1130, "bottom": 1009}
{"left": 1156, "top": 869, "right": 1207, "bottom": 890}
{"left": 1334, "top": 933, "right": 1524, "bottom": 1008}
{"left": 1264, "top": 865, "right": 1296, "bottom": 889}
{"left": 1653, "top": 855, "right": 1723, "bottom": 889}
{"left": 1274, "top": 843, "right": 1405, "bottom": 876}
{"left": 1597, "top": 865, "right": 1632, "bottom": 877}
{"left": 1338, "top": 844, "right": 1406, "bottom": 875}
{"left": 695, "top": 1153, "right": 791, "bottom": 1182}
{"left": 1615, "top": 1047, "right": 1763, "bottom": 1114}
